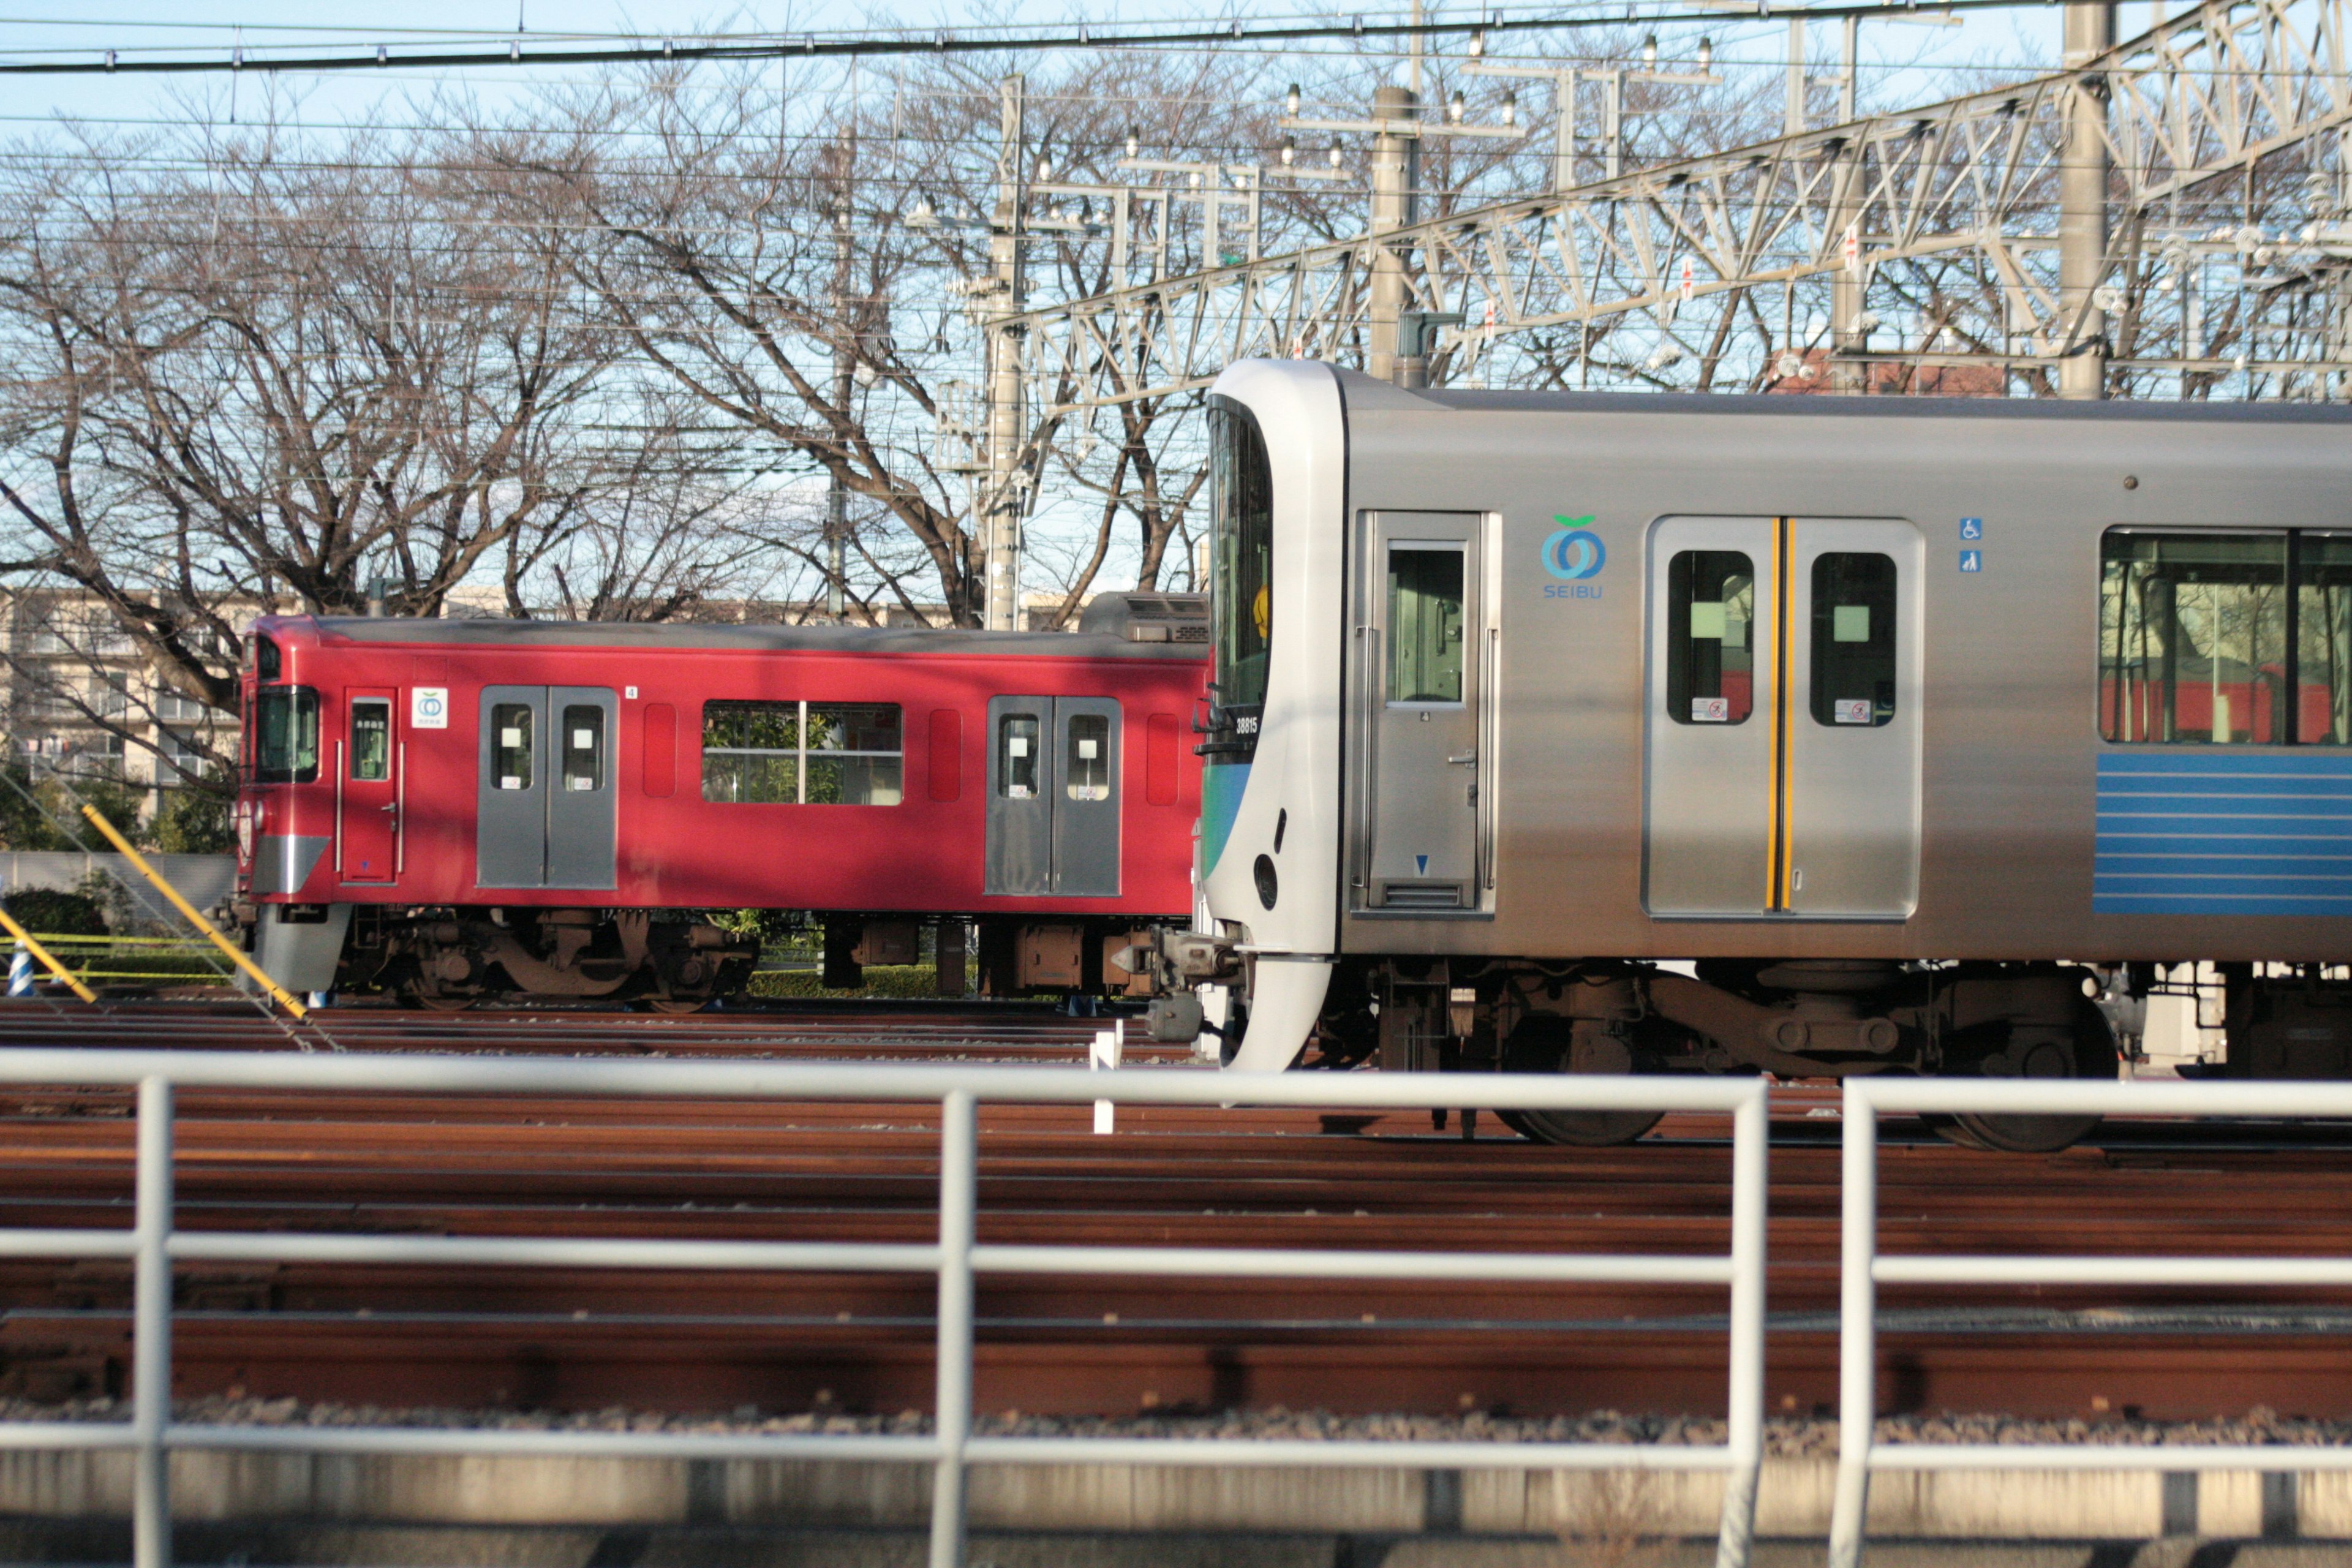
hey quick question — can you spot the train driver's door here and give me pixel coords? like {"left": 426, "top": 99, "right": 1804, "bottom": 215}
{"left": 1644, "top": 516, "right": 1922, "bottom": 918}
{"left": 337, "top": 688, "right": 399, "bottom": 884}
{"left": 1355, "top": 512, "right": 1487, "bottom": 912}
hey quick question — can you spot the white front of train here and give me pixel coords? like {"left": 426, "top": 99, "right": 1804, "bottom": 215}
{"left": 1195, "top": 361, "right": 1349, "bottom": 1071}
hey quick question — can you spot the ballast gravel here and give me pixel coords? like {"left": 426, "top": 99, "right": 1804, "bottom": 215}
{"left": 7, "top": 1395, "right": 2352, "bottom": 1455}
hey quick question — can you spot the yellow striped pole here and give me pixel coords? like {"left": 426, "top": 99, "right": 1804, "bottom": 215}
{"left": 78, "top": 805, "right": 309, "bottom": 1020}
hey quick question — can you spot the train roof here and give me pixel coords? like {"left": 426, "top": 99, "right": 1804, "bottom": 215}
{"left": 1310, "top": 363, "right": 2352, "bottom": 424}
{"left": 263, "top": 615, "right": 1205, "bottom": 660}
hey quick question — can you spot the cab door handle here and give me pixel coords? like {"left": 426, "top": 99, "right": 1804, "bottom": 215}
{"left": 1446, "top": 751, "right": 1477, "bottom": 766}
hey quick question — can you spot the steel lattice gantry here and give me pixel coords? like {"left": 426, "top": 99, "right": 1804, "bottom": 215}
{"left": 1009, "top": 0, "right": 2352, "bottom": 429}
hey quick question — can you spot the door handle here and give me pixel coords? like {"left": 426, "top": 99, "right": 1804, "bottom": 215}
{"left": 1446, "top": 751, "right": 1478, "bottom": 766}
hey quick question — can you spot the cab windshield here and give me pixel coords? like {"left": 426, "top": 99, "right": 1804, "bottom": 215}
{"left": 254, "top": 687, "right": 320, "bottom": 784}
{"left": 1207, "top": 394, "right": 1272, "bottom": 758}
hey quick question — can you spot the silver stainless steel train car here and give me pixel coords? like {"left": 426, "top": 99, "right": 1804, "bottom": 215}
{"left": 1164, "top": 358, "right": 2352, "bottom": 1150}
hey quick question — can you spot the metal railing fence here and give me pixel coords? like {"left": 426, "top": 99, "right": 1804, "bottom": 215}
{"left": 0, "top": 1049, "right": 1769, "bottom": 1568}
{"left": 1830, "top": 1076, "right": 2352, "bottom": 1568}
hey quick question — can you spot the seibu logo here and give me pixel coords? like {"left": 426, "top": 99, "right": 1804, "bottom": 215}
{"left": 1541, "top": 516, "right": 1605, "bottom": 599}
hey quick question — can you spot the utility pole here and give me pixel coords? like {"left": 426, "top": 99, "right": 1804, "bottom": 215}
{"left": 1366, "top": 83, "right": 1420, "bottom": 384}
{"left": 982, "top": 75, "right": 1027, "bottom": 630}
{"left": 827, "top": 197, "right": 852, "bottom": 620}
{"left": 2060, "top": 0, "right": 2116, "bottom": 399}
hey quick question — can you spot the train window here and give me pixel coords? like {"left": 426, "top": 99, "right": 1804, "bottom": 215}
{"left": 999, "top": 715, "right": 1041, "bottom": 799}
{"left": 1665, "top": 551, "right": 1755, "bottom": 725}
{"left": 805, "top": 703, "right": 903, "bottom": 805}
{"left": 1387, "top": 546, "right": 1465, "bottom": 704}
{"left": 1208, "top": 395, "right": 1272, "bottom": 755}
{"left": 703, "top": 701, "right": 799, "bottom": 803}
{"left": 2101, "top": 532, "right": 2288, "bottom": 744}
{"left": 349, "top": 700, "right": 391, "bottom": 782}
{"left": 491, "top": 703, "right": 533, "bottom": 790}
{"left": 1066, "top": 714, "right": 1112, "bottom": 801}
{"left": 2297, "top": 535, "right": 2352, "bottom": 745}
{"left": 254, "top": 635, "right": 281, "bottom": 682}
{"left": 254, "top": 687, "right": 319, "bottom": 784}
{"left": 561, "top": 705, "right": 605, "bottom": 792}
{"left": 1810, "top": 554, "right": 1897, "bottom": 728}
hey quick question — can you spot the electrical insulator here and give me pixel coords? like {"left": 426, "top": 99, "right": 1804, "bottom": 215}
{"left": 1327, "top": 144, "right": 1343, "bottom": 168}
{"left": 1281, "top": 137, "right": 1297, "bottom": 167}
{"left": 1643, "top": 34, "right": 1659, "bottom": 67}
{"left": 1126, "top": 126, "right": 1140, "bottom": 157}
{"left": 1697, "top": 37, "right": 1714, "bottom": 72}
{"left": 1448, "top": 89, "right": 1466, "bottom": 123}
{"left": 1500, "top": 90, "right": 1517, "bottom": 127}
{"left": 1469, "top": 29, "right": 1486, "bottom": 57}
{"left": 1285, "top": 82, "right": 1302, "bottom": 115}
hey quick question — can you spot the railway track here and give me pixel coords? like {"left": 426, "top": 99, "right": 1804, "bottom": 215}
{"left": 0, "top": 997, "right": 1183, "bottom": 1062}
{"left": 6, "top": 1013, "right": 2352, "bottom": 1428}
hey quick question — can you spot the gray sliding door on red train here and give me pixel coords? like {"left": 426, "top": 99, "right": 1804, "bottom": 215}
{"left": 984, "top": 695, "right": 1121, "bottom": 897}
{"left": 1643, "top": 516, "right": 1922, "bottom": 919}
{"left": 477, "top": 684, "right": 619, "bottom": 891}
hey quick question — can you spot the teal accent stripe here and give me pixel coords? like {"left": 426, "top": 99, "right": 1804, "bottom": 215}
{"left": 1201, "top": 763, "right": 1250, "bottom": 877}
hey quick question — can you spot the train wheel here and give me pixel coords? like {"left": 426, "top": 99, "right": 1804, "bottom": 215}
{"left": 639, "top": 995, "right": 713, "bottom": 1015}
{"left": 1496, "top": 1013, "right": 1665, "bottom": 1147}
{"left": 1936, "top": 1001, "right": 2117, "bottom": 1154}
{"left": 406, "top": 991, "right": 478, "bottom": 1013}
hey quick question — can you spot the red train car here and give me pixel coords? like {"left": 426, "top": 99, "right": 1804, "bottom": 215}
{"left": 229, "top": 597, "right": 1208, "bottom": 1008}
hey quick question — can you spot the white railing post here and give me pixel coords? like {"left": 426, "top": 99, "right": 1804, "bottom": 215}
{"left": 1090, "top": 1025, "right": 1120, "bottom": 1134}
{"left": 1827, "top": 1083, "right": 1879, "bottom": 1568}
{"left": 929, "top": 1088, "right": 978, "bottom": 1568}
{"left": 1713, "top": 1082, "right": 1768, "bottom": 1568}
{"left": 131, "top": 1074, "right": 174, "bottom": 1568}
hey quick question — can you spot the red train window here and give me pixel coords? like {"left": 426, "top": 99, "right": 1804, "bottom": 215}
{"left": 643, "top": 703, "right": 676, "bottom": 798}
{"left": 1145, "top": 712, "right": 1180, "bottom": 805}
{"left": 929, "top": 710, "right": 962, "bottom": 802}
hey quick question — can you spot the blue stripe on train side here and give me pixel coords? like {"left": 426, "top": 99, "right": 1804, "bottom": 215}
{"left": 2095, "top": 751, "right": 2352, "bottom": 915}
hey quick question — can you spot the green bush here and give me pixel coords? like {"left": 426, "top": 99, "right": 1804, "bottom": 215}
{"left": 152, "top": 768, "right": 235, "bottom": 854}
{"left": 748, "top": 963, "right": 954, "bottom": 1000}
{"left": 3, "top": 888, "right": 108, "bottom": 937}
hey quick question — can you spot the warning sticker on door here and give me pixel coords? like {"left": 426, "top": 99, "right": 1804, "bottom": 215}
{"left": 1691, "top": 697, "right": 1730, "bottom": 723}
{"left": 1834, "top": 699, "right": 1872, "bottom": 725}
{"left": 411, "top": 687, "right": 449, "bottom": 729}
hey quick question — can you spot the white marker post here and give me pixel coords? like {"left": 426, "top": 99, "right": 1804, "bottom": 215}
{"left": 1091, "top": 1020, "right": 1123, "bottom": 1133}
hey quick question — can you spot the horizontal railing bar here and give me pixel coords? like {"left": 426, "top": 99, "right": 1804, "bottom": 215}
{"left": 964, "top": 1437, "right": 1744, "bottom": 1469}
{"left": 0, "top": 1228, "right": 137, "bottom": 1259}
{"left": 971, "top": 1243, "right": 1735, "bottom": 1284}
{"left": 1868, "top": 1445, "right": 2352, "bottom": 1471}
{"left": 0, "top": 1423, "right": 140, "bottom": 1450}
{"left": 161, "top": 1425, "right": 944, "bottom": 1462}
{"left": 169, "top": 1234, "right": 943, "bottom": 1272}
{"left": 1851, "top": 1079, "right": 2352, "bottom": 1118}
{"left": 1877, "top": 1256, "right": 2352, "bottom": 1287}
{"left": 0, "top": 1050, "right": 1765, "bottom": 1114}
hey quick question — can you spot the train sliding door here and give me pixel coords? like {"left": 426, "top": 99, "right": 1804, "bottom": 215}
{"left": 1645, "top": 517, "right": 1922, "bottom": 919}
{"left": 1352, "top": 511, "right": 1489, "bottom": 913}
{"left": 477, "top": 685, "right": 619, "bottom": 891}
{"left": 984, "top": 696, "right": 1122, "bottom": 897}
